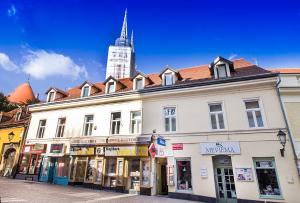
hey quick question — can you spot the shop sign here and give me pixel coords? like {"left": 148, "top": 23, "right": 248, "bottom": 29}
{"left": 157, "top": 136, "right": 166, "bottom": 146}
{"left": 200, "top": 142, "right": 240, "bottom": 155}
{"left": 236, "top": 168, "right": 254, "bottom": 181}
{"left": 200, "top": 168, "right": 208, "bottom": 178}
{"left": 105, "top": 146, "right": 148, "bottom": 156}
{"left": 70, "top": 137, "right": 107, "bottom": 145}
{"left": 70, "top": 146, "right": 95, "bottom": 156}
{"left": 96, "top": 147, "right": 105, "bottom": 155}
{"left": 149, "top": 143, "right": 156, "bottom": 158}
{"left": 107, "top": 136, "right": 151, "bottom": 144}
{"left": 172, "top": 143, "right": 183, "bottom": 150}
{"left": 31, "top": 144, "right": 46, "bottom": 153}
{"left": 24, "top": 146, "right": 30, "bottom": 153}
{"left": 50, "top": 144, "right": 64, "bottom": 154}
{"left": 156, "top": 145, "right": 173, "bottom": 157}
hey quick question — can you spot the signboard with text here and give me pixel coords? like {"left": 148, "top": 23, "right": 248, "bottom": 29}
{"left": 200, "top": 142, "right": 241, "bottom": 155}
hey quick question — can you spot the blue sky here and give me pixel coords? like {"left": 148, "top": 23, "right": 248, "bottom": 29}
{"left": 0, "top": 0, "right": 300, "bottom": 99}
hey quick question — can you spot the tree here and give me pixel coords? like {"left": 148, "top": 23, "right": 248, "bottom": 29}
{"left": 0, "top": 92, "right": 18, "bottom": 112}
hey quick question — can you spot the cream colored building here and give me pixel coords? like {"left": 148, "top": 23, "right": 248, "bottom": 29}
{"left": 275, "top": 69, "right": 300, "bottom": 173}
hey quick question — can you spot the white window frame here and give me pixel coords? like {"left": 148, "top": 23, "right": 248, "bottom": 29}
{"left": 47, "top": 91, "right": 56, "bottom": 102}
{"left": 175, "top": 157, "right": 193, "bottom": 193}
{"left": 106, "top": 81, "right": 116, "bottom": 94}
{"left": 55, "top": 117, "right": 66, "bottom": 138}
{"left": 244, "top": 99, "right": 266, "bottom": 128}
{"left": 110, "top": 112, "right": 121, "bottom": 135}
{"left": 83, "top": 115, "right": 94, "bottom": 136}
{"left": 15, "top": 111, "right": 21, "bottom": 121}
{"left": 208, "top": 102, "right": 226, "bottom": 130}
{"left": 163, "top": 106, "right": 177, "bottom": 133}
{"left": 164, "top": 73, "right": 174, "bottom": 86}
{"left": 81, "top": 84, "right": 91, "bottom": 97}
{"left": 213, "top": 62, "right": 231, "bottom": 79}
{"left": 130, "top": 111, "right": 142, "bottom": 134}
{"left": 134, "top": 77, "right": 144, "bottom": 90}
{"left": 36, "top": 119, "right": 47, "bottom": 138}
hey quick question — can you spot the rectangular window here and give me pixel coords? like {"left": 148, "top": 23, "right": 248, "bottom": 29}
{"left": 56, "top": 117, "right": 66, "bottom": 138}
{"left": 16, "top": 112, "right": 21, "bottom": 121}
{"left": 245, "top": 100, "right": 264, "bottom": 128}
{"left": 37, "top": 119, "right": 46, "bottom": 138}
{"left": 131, "top": 111, "right": 142, "bottom": 134}
{"left": 135, "top": 78, "right": 143, "bottom": 90}
{"left": 165, "top": 73, "right": 173, "bottom": 86}
{"left": 83, "top": 115, "right": 93, "bottom": 136}
{"left": 82, "top": 86, "right": 89, "bottom": 97}
{"left": 254, "top": 158, "right": 281, "bottom": 198}
{"left": 108, "top": 82, "right": 115, "bottom": 93}
{"left": 209, "top": 103, "right": 225, "bottom": 130}
{"left": 176, "top": 159, "right": 192, "bottom": 191}
{"left": 164, "top": 107, "right": 176, "bottom": 132}
{"left": 217, "top": 65, "right": 227, "bottom": 78}
{"left": 111, "top": 112, "right": 121, "bottom": 134}
{"left": 48, "top": 92, "right": 54, "bottom": 102}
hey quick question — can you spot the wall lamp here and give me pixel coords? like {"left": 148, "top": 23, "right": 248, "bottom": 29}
{"left": 277, "top": 130, "right": 287, "bottom": 157}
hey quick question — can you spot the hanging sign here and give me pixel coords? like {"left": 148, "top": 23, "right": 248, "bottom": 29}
{"left": 200, "top": 142, "right": 240, "bottom": 155}
{"left": 157, "top": 137, "right": 166, "bottom": 146}
{"left": 149, "top": 143, "right": 156, "bottom": 158}
{"left": 50, "top": 144, "right": 64, "bottom": 154}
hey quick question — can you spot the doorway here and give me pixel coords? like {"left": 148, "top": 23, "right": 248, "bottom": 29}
{"left": 3, "top": 148, "right": 16, "bottom": 177}
{"left": 156, "top": 158, "right": 168, "bottom": 195}
{"left": 213, "top": 155, "right": 237, "bottom": 203}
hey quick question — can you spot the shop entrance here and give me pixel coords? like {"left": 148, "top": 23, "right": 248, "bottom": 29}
{"left": 213, "top": 155, "right": 237, "bottom": 203}
{"left": 156, "top": 158, "right": 168, "bottom": 195}
{"left": 2, "top": 148, "right": 16, "bottom": 177}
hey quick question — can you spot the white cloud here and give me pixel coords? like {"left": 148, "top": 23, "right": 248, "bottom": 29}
{"left": 229, "top": 54, "right": 238, "bottom": 60}
{"left": 22, "top": 50, "right": 88, "bottom": 80}
{"left": 7, "top": 4, "right": 17, "bottom": 17}
{"left": 0, "top": 53, "right": 19, "bottom": 71}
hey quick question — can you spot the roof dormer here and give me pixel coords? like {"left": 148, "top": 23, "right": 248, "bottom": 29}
{"left": 15, "top": 108, "right": 22, "bottom": 121}
{"left": 45, "top": 87, "right": 68, "bottom": 102}
{"left": 79, "top": 81, "right": 101, "bottom": 98}
{"left": 159, "top": 66, "right": 179, "bottom": 86}
{"left": 209, "top": 56, "right": 234, "bottom": 79}
{"left": 104, "top": 76, "right": 126, "bottom": 94}
{"left": 132, "top": 72, "right": 149, "bottom": 90}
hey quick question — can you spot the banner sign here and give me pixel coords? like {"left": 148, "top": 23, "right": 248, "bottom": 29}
{"left": 70, "top": 146, "right": 95, "bottom": 156}
{"left": 157, "top": 137, "right": 166, "bottom": 146}
{"left": 70, "top": 137, "right": 106, "bottom": 145}
{"left": 200, "top": 142, "right": 240, "bottom": 155}
{"left": 107, "top": 136, "right": 151, "bottom": 144}
{"left": 172, "top": 143, "right": 183, "bottom": 150}
{"left": 105, "top": 146, "right": 148, "bottom": 157}
{"left": 50, "top": 144, "right": 64, "bottom": 154}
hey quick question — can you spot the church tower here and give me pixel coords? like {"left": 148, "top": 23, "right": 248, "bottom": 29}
{"left": 106, "top": 9, "right": 136, "bottom": 79}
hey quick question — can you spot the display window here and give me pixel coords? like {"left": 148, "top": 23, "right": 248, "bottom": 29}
{"left": 28, "top": 154, "right": 42, "bottom": 175}
{"left": 116, "top": 158, "right": 124, "bottom": 185}
{"left": 254, "top": 159, "right": 281, "bottom": 198}
{"left": 176, "top": 159, "right": 192, "bottom": 191}
{"left": 141, "top": 159, "right": 151, "bottom": 187}
{"left": 69, "top": 157, "right": 76, "bottom": 182}
{"left": 95, "top": 158, "right": 104, "bottom": 185}
{"left": 18, "top": 154, "right": 30, "bottom": 174}
{"left": 74, "top": 157, "right": 88, "bottom": 182}
{"left": 41, "top": 157, "right": 50, "bottom": 177}
{"left": 56, "top": 157, "right": 70, "bottom": 177}
{"left": 104, "top": 158, "right": 117, "bottom": 187}
{"left": 85, "top": 157, "right": 95, "bottom": 182}
{"left": 129, "top": 159, "right": 140, "bottom": 191}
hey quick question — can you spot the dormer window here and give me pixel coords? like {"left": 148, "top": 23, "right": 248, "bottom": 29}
{"left": 82, "top": 86, "right": 90, "bottom": 97}
{"left": 216, "top": 64, "right": 227, "bottom": 78}
{"left": 165, "top": 73, "right": 173, "bottom": 86}
{"left": 47, "top": 91, "right": 55, "bottom": 102}
{"left": 135, "top": 78, "right": 143, "bottom": 90}
{"left": 16, "top": 111, "right": 21, "bottom": 121}
{"left": 107, "top": 82, "right": 115, "bottom": 93}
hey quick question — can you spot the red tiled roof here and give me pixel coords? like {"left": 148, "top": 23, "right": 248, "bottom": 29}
{"left": 0, "top": 107, "right": 30, "bottom": 128}
{"left": 46, "top": 58, "right": 271, "bottom": 103}
{"left": 270, "top": 68, "right": 300, "bottom": 74}
{"left": 7, "top": 83, "right": 36, "bottom": 104}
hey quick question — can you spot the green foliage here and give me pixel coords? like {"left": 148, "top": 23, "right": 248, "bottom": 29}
{"left": 0, "top": 92, "right": 18, "bottom": 112}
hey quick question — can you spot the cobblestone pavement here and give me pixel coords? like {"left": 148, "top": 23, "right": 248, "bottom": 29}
{"left": 0, "top": 178, "right": 198, "bottom": 203}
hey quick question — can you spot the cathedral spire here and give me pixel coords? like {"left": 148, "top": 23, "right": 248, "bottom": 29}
{"left": 120, "top": 9, "right": 128, "bottom": 39}
{"left": 131, "top": 30, "right": 134, "bottom": 52}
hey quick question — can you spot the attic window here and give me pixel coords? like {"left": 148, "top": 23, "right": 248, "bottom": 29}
{"left": 47, "top": 92, "right": 55, "bottom": 102}
{"left": 135, "top": 78, "right": 143, "bottom": 90}
{"left": 107, "top": 82, "right": 115, "bottom": 93}
{"left": 216, "top": 64, "right": 228, "bottom": 78}
{"left": 82, "top": 86, "right": 90, "bottom": 97}
{"left": 164, "top": 73, "right": 173, "bottom": 86}
{"left": 16, "top": 112, "right": 21, "bottom": 121}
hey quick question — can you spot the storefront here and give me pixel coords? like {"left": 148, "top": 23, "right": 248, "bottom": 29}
{"left": 39, "top": 144, "right": 70, "bottom": 185}
{"left": 16, "top": 144, "right": 46, "bottom": 181}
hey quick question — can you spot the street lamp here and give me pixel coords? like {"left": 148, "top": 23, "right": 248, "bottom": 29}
{"left": 277, "top": 130, "right": 287, "bottom": 157}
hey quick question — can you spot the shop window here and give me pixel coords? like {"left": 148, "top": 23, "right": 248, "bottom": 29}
{"left": 74, "top": 157, "right": 88, "bottom": 182}
{"left": 55, "top": 117, "right": 66, "bottom": 138}
{"left": 19, "top": 154, "right": 30, "bottom": 174}
{"left": 41, "top": 157, "right": 50, "bottom": 177}
{"left": 28, "top": 154, "right": 42, "bottom": 175}
{"left": 69, "top": 158, "right": 76, "bottom": 182}
{"left": 209, "top": 103, "right": 225, "bottom": 130}
{"left": 56, "top": 157, "right": 70, "bottom": 177}
{"left": 141, "top": 159, "right": 151, "bottom": 187}
{"left": 83, "top": 115, "right": 94, "bottom": 136}
{"left": 85, "top": 158, "right": 95, "bottom": 182}
{"left": 254, "top": 158, "right": 281, "bottom": 198}
{"left": 95, "top": 158, "right": 104, "bottom": 184}
{"left": 111, "top": 112, "right": 121, "bottom": 135}
{"left": 129, "top": 159, "right": 141, "bottom": 191}
{"left": 130, "top": 111, "right": 141, "bottom": 134}
{"left": 176, "top": 159, "right": 192, "bottom": 191}
{"left": 245, "top": 100, "right": 264, "bottom": 128}
{"left": 164, "top": 107, "right": 176, "bottom": 132}
{"left": 36, "top": 120, "right": 46, "bottom": 138}
{"left": 105, "top": 158, "right": 117, "bottom": 187}
{"left": 117, "top": 158, "right": 124, "bottom": 185}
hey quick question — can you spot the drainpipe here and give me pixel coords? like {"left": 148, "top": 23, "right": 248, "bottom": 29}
{"left": 275, "top": 74, "right": 299, "bottom": 174}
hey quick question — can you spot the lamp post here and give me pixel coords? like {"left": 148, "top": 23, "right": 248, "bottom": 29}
{"left": 277, "top": 130, "right": 287, "bottom": 157}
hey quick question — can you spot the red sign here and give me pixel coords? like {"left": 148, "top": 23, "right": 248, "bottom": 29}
{"left": 172, "top": 143, "right": 183, "bottom": 150}
{"left": 149, "top": 143, "right": 156, "bottom": 158}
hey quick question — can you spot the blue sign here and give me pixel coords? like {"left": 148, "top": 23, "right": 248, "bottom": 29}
{"left": 157, "top": 137, "right": 166, "bottom": 146}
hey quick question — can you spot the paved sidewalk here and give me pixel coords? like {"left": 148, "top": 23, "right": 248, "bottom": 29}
{"left": 0, "top": 178, "right": 198, "bottom": 203}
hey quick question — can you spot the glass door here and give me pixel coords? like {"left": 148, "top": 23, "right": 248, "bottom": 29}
{"left": 215, "top": 167, "right": 237, "bottom": 203}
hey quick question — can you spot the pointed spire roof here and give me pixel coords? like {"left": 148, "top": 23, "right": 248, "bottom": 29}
{"left": 131, "top": 30, "right": 134, "bottom": 52}
{"left": 7, "top": 82, "right": 35, "bottom": 104}
{"left": 120, "top": 9, "right": 128, "bottom": 39}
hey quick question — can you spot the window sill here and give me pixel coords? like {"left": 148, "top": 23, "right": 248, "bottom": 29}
{"left": 175, "top": 189, "right": 193, "bottom": 194}
{"left": 259, "top": 195, "right": 284, "bottom": 200}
